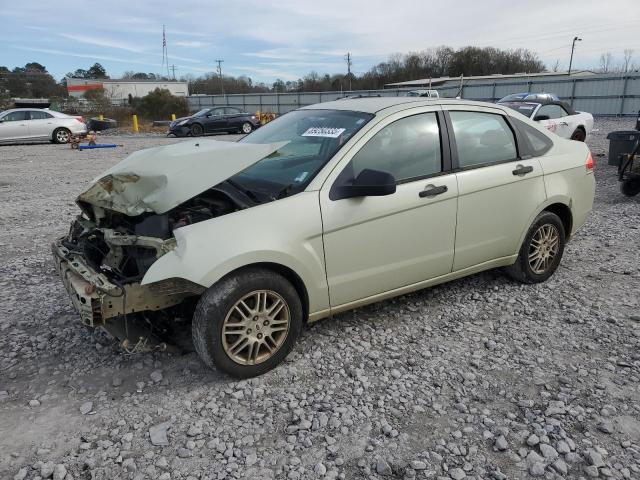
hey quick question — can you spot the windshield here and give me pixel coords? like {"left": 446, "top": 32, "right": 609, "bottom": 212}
{"left": 500, "top": 102, "right": 538, "bottom": 118}
{"left": 232, "top": 109, "right": 373, "bottom": 201}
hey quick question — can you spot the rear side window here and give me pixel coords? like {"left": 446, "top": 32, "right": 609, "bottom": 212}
{"left": 512, "top": 117, "right": 553, "bottom": 156}
{"left": 449, "top": 111, "right": 517, "bottom": 168}
{"left": 536, "top": 104, "right": 567, "bottom": 119}
{"left": 29, "top": 110, "right": 53, "bottom": 120}
{"left": 349, "top": 112, "right": 442, "bottom": 182}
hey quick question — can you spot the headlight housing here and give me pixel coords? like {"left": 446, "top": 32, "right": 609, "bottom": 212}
{"left": 177, "top": 119, "right": 189, "bottom": 126}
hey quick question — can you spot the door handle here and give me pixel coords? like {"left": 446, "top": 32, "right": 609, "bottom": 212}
{"left": 419, "top": 184, "right": 448, "bottom": 198}
{"left": 512, "top": 165, "right": 533, "bottom": 176}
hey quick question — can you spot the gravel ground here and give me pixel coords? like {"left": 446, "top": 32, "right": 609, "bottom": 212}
{"left": 0, "top": 120, "right": 639, "bottom": 480}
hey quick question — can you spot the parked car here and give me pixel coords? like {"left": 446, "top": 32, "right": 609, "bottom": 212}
{"left": 0, "top": 108, "right": 87, "bottom": 144}
{"left": 53, "top": 97, "right": 595, "bottom": 377}
{"left": 168, "top": 107, "right": 260, "bottom": 137}
{"left": 406, "top": 89, "right": 439, "bottom": 98}
{"left": 497, "top": 95, "right": 593, "bottom": 141}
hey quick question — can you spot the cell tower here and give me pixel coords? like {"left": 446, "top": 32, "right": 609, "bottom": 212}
{"left": 162, "top": 25, "right": 170, "bottom": 78}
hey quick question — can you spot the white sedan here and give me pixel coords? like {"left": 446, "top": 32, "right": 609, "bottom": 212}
{"left": 0, "top": 108, "right": 87, "bottom": 144}
{"left": 498, "top": 99, "right": 593, "bottom": 141}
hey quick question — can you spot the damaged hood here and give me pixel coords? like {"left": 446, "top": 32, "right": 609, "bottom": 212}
{"left": 78, "top": 139, "right": 286, "bottom": 216}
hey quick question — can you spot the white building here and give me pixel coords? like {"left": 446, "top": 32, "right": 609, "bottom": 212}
{"left": 66, "top": 78, "right": 189, "bottom": 102}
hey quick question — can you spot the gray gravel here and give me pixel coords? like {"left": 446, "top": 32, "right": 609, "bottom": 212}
{"left": 0, "top": 120, "right": 639, "bottom": 480}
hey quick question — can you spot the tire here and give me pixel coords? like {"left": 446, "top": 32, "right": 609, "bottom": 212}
{"left": 620, "top": 176, "right": 640, "bottom": 197}
{"left": 192, "top": 268, "right": 303, "bottom": 378}
{"left": 190, "top": 123, "right": 204, "bottom": 136}
{"left": 241, "top": 122, "right": 253, "bottom": 134}
{"left": 506, "top": 211, "right": 566, "bottom": 284}
{"left": 570, "top": 128, "right": 586, "bottom": 142}
{"left": 52, "top": 127, "right": 71, "bottom": 144}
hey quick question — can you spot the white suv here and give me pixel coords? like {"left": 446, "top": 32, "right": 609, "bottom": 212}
{"left": 0, "top": 108, "right": 87, "bottom": 143}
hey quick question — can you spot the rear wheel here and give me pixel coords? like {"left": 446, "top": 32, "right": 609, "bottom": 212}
{"left": 570, "top": 128, "right": 586, "bottom": 142}
{"left": 192, "top": 268, "right": 302, "bottom": 378}
{"left": 53, "top": 127, "right": 71, "bottom": 144}
{"left": 506, "top": 211, "right": 566, "bottom": 284}
{"left": 241, "top": 122, "right": 253, "bottom": 134}
{"left": 190, "top": 123, "right": 204, "bottom": 136}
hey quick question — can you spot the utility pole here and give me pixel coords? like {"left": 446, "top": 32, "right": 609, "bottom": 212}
{"left": 170, "top": 65, "right": 177, "bottom": 81}
{"left": 215, "top": 59, "right": 224, "bottom": 96}
{"left": 345, "top": 52, "right": 352, "bottom": 91}
{"left": 568, "top": 36, "right": 582, "bottom": 76}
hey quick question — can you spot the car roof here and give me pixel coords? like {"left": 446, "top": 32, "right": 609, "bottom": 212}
{"left": 301, "top": 97, "right": 508, "bottom": 115}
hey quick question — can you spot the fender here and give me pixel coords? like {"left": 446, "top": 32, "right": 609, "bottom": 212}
{"left": 514, "top": 195, "right": 572, "bottom": 254}
{"left": 141, "top": 192, "right": 330, "bottom": 315}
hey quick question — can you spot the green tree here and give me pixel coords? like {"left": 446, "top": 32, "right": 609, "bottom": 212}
{"left": 132, "top": 88, "right": 189, "bottom": 119}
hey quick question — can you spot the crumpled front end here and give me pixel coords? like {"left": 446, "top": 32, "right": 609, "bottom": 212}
{"left": 52, "top": 216, "right": 205, "bottom": 350}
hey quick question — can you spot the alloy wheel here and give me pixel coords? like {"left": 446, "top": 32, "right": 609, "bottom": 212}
{"left": 528, "top": 224, "right": 560, "bottom": 274}
{"left": 56, "top": 129, "right": 70, "bottom": 143}
{"left": 222, "top": 290, "right": 290, "bottom": 365}
{"left": 242, "top": 122, "right": 253, "bottom": 134}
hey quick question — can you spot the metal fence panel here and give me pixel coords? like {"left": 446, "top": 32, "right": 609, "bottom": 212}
{"left": 187, "top": 74, "right": 640, "bottom": 116}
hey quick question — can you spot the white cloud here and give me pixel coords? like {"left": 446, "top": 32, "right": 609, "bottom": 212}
{"left": 174, "top": 40, "right": 209, "bottom": 48}
{"left": 58, "top": 33, "right": 147, "bottom": 54}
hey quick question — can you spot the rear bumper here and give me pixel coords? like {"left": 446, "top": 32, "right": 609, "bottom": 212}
{"left": 69, "top": 123, "right": 88, "bottom": 135}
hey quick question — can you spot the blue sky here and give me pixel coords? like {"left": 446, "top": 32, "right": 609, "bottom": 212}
{"left": 1, "top": 0, "right": 639, "bottom": 83}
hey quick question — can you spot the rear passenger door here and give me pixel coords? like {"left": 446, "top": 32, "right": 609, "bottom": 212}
{"left": 446, "top": 107, "right": 546, "bottom": 271}
{"left": 27, "top": 110, "right": 55, "bottom": 139}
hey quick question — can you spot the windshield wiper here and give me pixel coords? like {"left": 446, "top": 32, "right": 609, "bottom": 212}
{"left": 273, "top": 183, "right": 297, "bottom": 200}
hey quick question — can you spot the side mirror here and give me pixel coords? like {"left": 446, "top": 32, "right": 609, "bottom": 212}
{"left": 330, "top": 168, "right": 396, "bottom": 200}
{"left": 534, "top": 115, "right": 550, "bottom": 121}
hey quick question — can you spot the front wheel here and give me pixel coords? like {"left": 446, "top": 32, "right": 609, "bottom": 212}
{"left": 506, "top": 211, "right": 566, "bottom": 284}
{"left": 190, "top": 123, "right": 204, "bottom": 136}
{"left": 192, "top": 268, "right": 302, "bottom": 378}
{"left": 241, "top": 122, "right": 253, "bottom": 134}
{"left": 53, "top": 127, "right": 71, "bottom": 144}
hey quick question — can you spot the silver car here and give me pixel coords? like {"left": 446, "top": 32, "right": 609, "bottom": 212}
{"left": 0, "top": 108, "right": 87, "bottom": 144}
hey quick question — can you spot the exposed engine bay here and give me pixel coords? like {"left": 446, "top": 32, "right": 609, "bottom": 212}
{"left": 53, "top": 183, "right": 253, "bottom": 352}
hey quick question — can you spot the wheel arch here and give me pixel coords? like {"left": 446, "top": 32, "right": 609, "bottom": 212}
{"left": 217, "top": 262, "right": 310, "bottom": 322}
{"left": 542, "top": 202, "right": 573, "bottom": 238}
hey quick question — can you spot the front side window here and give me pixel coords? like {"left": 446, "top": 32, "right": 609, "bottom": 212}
{"left": 210, "top": 108, "right": 225, "bottom": 116}
{"left": 348, "top": 113, "right": 442, "bottom": 182}
{"left": 29, "top": 110, "right": 53, "bottom": 120}
{"left": 2, "top": 111, "right": 29, "bottom": 122}
{"left": 536, "top": 104, "right": 567, "bottom": 119}
{"left": 449, "top": 111, "right": 517, "bottom": 168}
{"left": 225, "top": 107, "right": 241, "bottom": 114}
{"left": 233, "top": 109, "right": 373, "bottom": 201}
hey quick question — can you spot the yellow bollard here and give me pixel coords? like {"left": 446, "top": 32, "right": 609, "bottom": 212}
{"left": 98, "top": 114, "right": 104, "bottom": 121}
{"left": 171, "top": 113, "right": 176, "bottom": 121}
{"left": 132, "top": 114, "right": 139, "bottom": 133}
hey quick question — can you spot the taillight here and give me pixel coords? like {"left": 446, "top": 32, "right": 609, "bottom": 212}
{"left": 586, "top": 151, "right": 594, "bottom": 172}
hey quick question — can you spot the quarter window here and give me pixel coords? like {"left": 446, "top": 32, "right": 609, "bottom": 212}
{"left": 349, "top": 113, "right": 442, "bottom": 182}
{"left": 512, "top": 117, "right": 553, "bottom": 156}
{"left": 449, "top": 111, "right": 517, "bottom": 168}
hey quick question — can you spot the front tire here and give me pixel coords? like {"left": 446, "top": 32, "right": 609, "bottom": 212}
{"left": 192, "top": 268, "right": 303, "bottom": 378}
{"left": 190, "top": 123, "right": 204, "bottom": 136}
{"left": 506, "top": 211, "right": 566, "bottom": 284}
{"left": 53, "top": 127, "right": 71, "bottom": 144}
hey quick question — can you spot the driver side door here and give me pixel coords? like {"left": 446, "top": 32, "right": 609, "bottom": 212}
{"left": 203, "top": 107, "right": 227, "bottom": 133}
{"left": 319, "top": 108, "right": 459, "bottom": 308}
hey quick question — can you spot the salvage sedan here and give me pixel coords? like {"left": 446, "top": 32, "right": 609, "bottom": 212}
{"left": 53, "top": 97, "right": 595, "bottom": 377}
{"left": 498, "top": 96, "right": 593, "bottom": 141}
{"left": 168, "top": 106, "right": 260, "bottom": 136}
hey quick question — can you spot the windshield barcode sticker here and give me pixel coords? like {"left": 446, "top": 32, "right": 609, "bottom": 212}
{"left": 301, "top": 127, "right": 346, "bottom": 138}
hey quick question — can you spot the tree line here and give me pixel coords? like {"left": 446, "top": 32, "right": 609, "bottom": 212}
{"left": 1, "top": 46, "right": 637, "bottom": 103}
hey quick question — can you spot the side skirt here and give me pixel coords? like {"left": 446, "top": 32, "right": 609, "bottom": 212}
{"left": 307, "top": 255, "right": 517, "bottom": 324}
